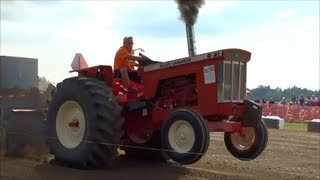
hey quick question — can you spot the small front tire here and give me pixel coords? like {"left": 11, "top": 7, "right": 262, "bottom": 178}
{"left": 161, "top": 109, "right": 209, "bottom": 164}
{"left": 224, "top": 120, "right": 268, "bottom": 160}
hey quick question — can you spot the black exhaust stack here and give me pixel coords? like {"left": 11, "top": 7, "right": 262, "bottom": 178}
{"left": 186, "top": 24, "right": 196, "bottom": 57}
{"left": 174, "top": 0, "right": 204, "bottom": 57}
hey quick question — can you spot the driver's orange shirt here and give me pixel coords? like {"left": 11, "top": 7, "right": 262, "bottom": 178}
{"left": 114, "top": 46, "right": 134, "bottom": 71}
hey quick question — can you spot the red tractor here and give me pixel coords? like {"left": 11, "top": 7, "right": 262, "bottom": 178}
{"left": 47, "top": 48, "right": 268, "bottom": 169}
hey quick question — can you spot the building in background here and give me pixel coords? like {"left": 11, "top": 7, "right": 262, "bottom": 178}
{"left": 0, "top": 56, "right": 38, "bottom": 90}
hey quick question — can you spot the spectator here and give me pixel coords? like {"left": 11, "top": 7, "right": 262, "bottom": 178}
{"left": 280, "top": 97, "right": 287, "bottom": 105}
{"left": 311, "top": 95, "right": 318, "bottom": 106}
{"left": 254, "top": 97, "right": 261, "bottom": 103}
{"left": 317, "top": 97, "right": 320, "bottom": 107}
{"left": 306, "top": 96, "right": 312, "bottom": 106}
{"left": 262, "top": 98, "right": 267, "bottom": 104}
{"left": 299, "top": 95, "right": 305, "bottom": 106}
{"left": 269, "top": 98, "right": 275, "bottom": 104}
{"left": 291, "top": 94, "right": 297, "bottom": 104}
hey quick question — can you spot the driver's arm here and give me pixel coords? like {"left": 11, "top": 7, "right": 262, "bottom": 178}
{"left": 126, "top": 54, "right": 147, "bottom": 61}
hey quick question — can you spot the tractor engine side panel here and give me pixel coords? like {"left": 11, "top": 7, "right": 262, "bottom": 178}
{"left": 155, "top": 74, "right": 198, "bottom": 109}
{"left": 141, "top": 57, "right": 223, "bottom": 116}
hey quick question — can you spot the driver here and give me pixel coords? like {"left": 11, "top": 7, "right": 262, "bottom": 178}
{"left": 114, "top": 36, "right": 146, "bottom": 87}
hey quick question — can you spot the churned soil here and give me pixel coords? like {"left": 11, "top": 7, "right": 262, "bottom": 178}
{"left": 1, "top": 129, "right": 319, "bottom": 180}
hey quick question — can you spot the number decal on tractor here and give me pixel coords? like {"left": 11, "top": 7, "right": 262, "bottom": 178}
{"left": 207, "top": 51, "right": 222, "bottom": 59}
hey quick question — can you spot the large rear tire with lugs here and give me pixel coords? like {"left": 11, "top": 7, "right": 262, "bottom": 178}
{"left": 47, "top": 77, "right": 123, "bottom": 169}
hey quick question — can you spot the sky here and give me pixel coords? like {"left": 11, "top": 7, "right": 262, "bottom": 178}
{"left": 1, "top": 0, "right": 319, "bottom": 90}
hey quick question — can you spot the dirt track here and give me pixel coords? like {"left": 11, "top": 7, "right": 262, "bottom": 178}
{"left": 1, "top": 129, "right": 319, "bottom": 180}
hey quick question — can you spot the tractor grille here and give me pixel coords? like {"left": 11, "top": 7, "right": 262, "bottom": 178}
{"left": 218, "top": 60, "right": 246, "bottom": 103}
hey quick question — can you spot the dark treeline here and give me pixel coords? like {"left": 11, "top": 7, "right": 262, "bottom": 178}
{"left": 249, "top": 85, "right": 320, "bottom": 102}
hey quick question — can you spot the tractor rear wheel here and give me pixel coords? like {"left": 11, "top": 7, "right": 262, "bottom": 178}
{"left": 161, "top": 109, "right": 209, "bottom": 164}
{"left": 47, "top": 77, "right": 123, "bottom": 169}
{"left": 224, "top": 120, "right": 268, "bottom": 160}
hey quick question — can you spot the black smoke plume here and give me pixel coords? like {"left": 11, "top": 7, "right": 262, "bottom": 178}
{"left": 175, "top": 0, "right": 205, "bottom": 25}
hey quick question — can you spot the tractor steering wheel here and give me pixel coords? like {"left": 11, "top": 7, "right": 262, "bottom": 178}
{"left": 134, "top": 48, "right": 145, "bottom": 54}
{"left": 134, "top": 48, "right": 160, "bottom": 66}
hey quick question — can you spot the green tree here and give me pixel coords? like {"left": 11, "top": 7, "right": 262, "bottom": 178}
{"left": 249, "top": 86, "right": 319, "bottom": 103}
{"left": 38, "top": 76, "right": 52, "bottom": 92}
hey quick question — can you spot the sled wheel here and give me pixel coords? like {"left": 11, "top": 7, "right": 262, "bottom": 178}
{"left": 0, "top": 125, "right": 7, "bottom": 156}
{"left": 0, "top": 109, "right": 9, "bottom": 156}
{"left": 47, "top": 77, "right": 123, "bottom": 169}
{"left": 161, "top": 109, "right": 209, "bottom": 164}
{"left": 224, "top": 120, "right": 268, "bottom": 160}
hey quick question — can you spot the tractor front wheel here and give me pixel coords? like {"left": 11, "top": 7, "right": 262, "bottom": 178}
{"left": 161, "top": 109, "right": 209, "bottom": 164}
{"left": 224, "top": 120, "right": 268, "bottom": 160}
